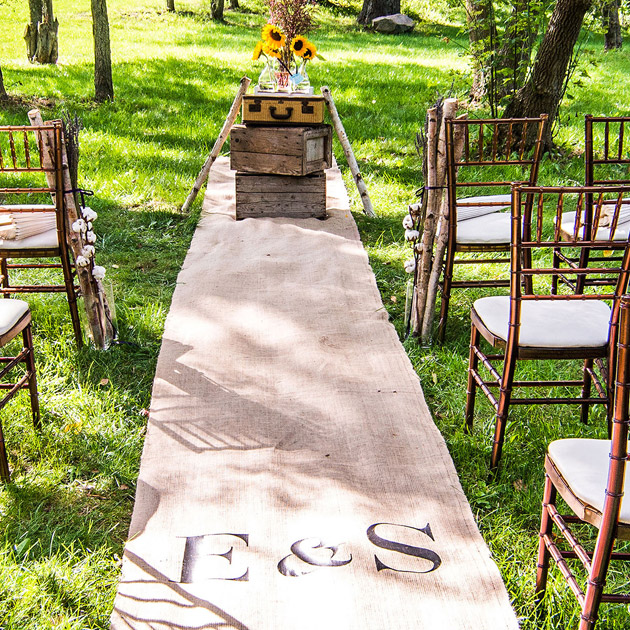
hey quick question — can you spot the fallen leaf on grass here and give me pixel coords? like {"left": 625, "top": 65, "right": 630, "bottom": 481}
{"left": 99, "top": 378, "right": 109, "bottom": 386}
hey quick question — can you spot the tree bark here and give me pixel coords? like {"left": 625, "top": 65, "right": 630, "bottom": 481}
{"left": 503, "top": 0, "right": 593, "bottom": 150}
{"left": 357, "top": 0, "right": 400, "bottom": 26}
{"left": 603, "top": 0, "right": 622, "bottom": 50}
{"left": 465, "top": 0, "right": 496, "bottom": 104}
{"left": 211, "top": 0, "right": 225, "bottom": 20}
{"left": 230, "top": 0, "right": 239, "bottom": 9}
{"left": 166, "top": 0, "right": 175, "bottom": 11}
{"left": 91, "top": 0, "right": 114, "bottom": 102}
{"left": 25, "top": 0, "right": 58, "bottom": 64}
{"left": 0, "top": 66, "right": 7, "bottom": 100}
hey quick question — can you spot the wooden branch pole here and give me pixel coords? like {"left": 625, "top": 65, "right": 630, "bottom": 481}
{"left": 29, "top": 109, "right": 114, "bottom": 349}
{"left": 180, "top": 75, "right": 251, "bottom": 213}
{"left": 320, "top": 86, "right": 375, "bottom": 218}
{"left": 422, "top": 109, "right": 464, "bottom": 342}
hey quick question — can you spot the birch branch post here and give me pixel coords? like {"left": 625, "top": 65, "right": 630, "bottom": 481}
{"left": 320, "top": 86, "right": 375, "bottom": 218}
{"left": 410, "top": 98, "right": 458, "bottom": 342}
{"left": 180, "top": 75, "right": 251, "bottom": 213}
{"left": 421, "top": 112, "right": 465, "bottom": 342}
{"left": 28, "top": 109, "right": 114, "bottom": 349}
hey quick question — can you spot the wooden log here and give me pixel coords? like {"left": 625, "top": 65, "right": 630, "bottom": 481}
{"left": 421, "top": 106, "right": 464, "bottom": 343}
{"left": 180, "top": 76, "right": 251, "bottom": 213}
{"left": 320, "top": 86, "right": 375, "bottom": 218}
{"left": 411, "top": 106, "right": 439, "bottom": 337}
{"left": 28, "top": 109, "right": 114, "bottom": 348}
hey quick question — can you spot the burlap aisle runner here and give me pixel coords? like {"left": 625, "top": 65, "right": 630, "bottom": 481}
{"left": 111, "top": 158, "right": 518, "bottom": 629}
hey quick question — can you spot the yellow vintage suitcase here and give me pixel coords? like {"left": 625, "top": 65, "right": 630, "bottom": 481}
{"left": 242, "top": 94, "right": 325, "bottom": 125}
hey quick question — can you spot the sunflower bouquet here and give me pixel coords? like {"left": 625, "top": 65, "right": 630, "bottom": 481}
{"left": 252, "top": 0, "right": 320, "bottom": 94}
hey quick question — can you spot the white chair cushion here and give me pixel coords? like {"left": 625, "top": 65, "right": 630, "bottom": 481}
{"left": 473, "top": 295, "right": 611, "bottom": 348}
{"left": 548, "top": 438, "right": 630, "bottom": 525}
{"left": 0, "top": 228, "right": 58, "bottom": 250}
{"left": 456, "top": 211, "right": 512, "bottom": 245}
{"left": 560, "top": 210, "right": 630, "bottom": 242}
{"left": 456, "top": 194, "right": 512, "bottom": 221}
{"left": 0, "top": 299, "right": 30, "bottom": 336}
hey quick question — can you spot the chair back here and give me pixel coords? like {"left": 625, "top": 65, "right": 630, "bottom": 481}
{"left": 585, "top": 115, "right": 630, "bottom": 186}
{"left": 445, "top": 116, "right": 548, "bottom": 222}
{"left": 0, "top": 122, "right": 65, "bottom": 241}
{"left": 510, "top": 185, "right": 630, "bottom": 350}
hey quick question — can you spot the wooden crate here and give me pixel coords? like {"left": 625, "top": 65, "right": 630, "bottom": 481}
{"left": 230, "top": 124, "right": 332, "bottom": 176}
{"left": 242, "top": 94, "right": 325, "bottom": 125}
{"left": 235, "top": 172, "right": 326, "bottom": 219}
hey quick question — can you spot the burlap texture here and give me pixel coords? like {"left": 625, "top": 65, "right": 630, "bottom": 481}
{"left": 111, "top": 158, "right": 518, "bottom": 629}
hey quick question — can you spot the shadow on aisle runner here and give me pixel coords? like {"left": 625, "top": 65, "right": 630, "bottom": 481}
{"left": 110, "top": 157, "right": 518, "bottom": 630}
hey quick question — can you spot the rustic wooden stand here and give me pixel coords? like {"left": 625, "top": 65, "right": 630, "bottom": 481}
{"left": 181, "top": 77, "right": 375, "bottom": 217}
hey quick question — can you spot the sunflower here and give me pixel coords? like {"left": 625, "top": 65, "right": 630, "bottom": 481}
{"left": 263, "top": 43, "right": 281, "bottom": 59}
{"left": 262, "top": 24, "right": 286, "bottom": 50}
{"left": 252, "top": 41, "right": 264, "bottom": 61}
{"left": 301, "top": 42, "right": 317, "bottom": 60}
{"left": 291, "top": 35, "right": 308, "bottom": 57}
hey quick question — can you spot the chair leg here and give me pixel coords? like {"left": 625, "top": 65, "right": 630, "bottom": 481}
{"left": 22, "top": 324, "right": 40, "bottom": 430}
{"left": 437, "top": 244, "right": 456, "bottom": 344}
{"left": 490, "top": 349, "right": 517, "bottom": 471}
{"left": 580, "top": 358, "right": 593, "bottom": 425}
{"left": 465, "top": 323, "right": 480, "bottom": 433}
{"left": 59, "top": 253, "right": 83, "bottom": 347}
{"left": 535, "top": 474, "right": 556, "bottom": 605}
{"left": 0, "top": 420, "right": 9, "bottom": 482}
{"left": 0, "top": 258, "right": 9, "bottom": 299}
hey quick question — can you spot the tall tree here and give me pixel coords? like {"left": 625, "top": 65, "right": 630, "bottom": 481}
{"left": 0, "top": 66, "right": 7, "bottom": 100}
{"left": 91, "top": 0, "right": 114, "bottom": 101}
{"left": 211, "top": 0, "right": 225, "bottom": 20}
{"left": 465, "top": 0, "right": 496, "bottom": 103}
{"left": 503, "top": 0, "right": 593, "bottom": 148}
{"left": 25, "top": 0, "right": 58, "bottom": 64}
{"left": 166, "top": 0, "right": 175, "bottom": 10}
{"left": 603, "top": 0, "right": 622, "bottom": 50}
{"left": 357, "top": 0, "right": 400, "bottom": 26}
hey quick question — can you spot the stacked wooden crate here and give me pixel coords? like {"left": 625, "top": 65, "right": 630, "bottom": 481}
{"left": 231, "top": 94, "right": 333, "bottom": 220}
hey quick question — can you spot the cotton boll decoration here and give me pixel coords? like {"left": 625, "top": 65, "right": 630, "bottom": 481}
{"left": 404, "top": 258, "right": 416, "bottom": 273}
{"left": 86, "top": 231, "right": 97, "bottom": 244}
{"left": 405, "top": 229, "right": 420, "bottom": 242}
{"left": 82, "top": 207, "right": 98, "bottom": 222}
{"left": 75, "top": 255, "right": 90, "bottom": 267}
{"left": 402, "top": 214, "right": 414, "bottom": 229}
{"left": 92, "top": 265, "right": 106, "bottom": 280}
{"left": 82, "top": 245, "right": 95, "bottom": 258}
{"left": 408, "top": 203, "right": 422, "bottom": 218}
{"left": 72, "top": 219, "right": 87, "bottom": 233}
{"left": 414, "top": 242, "right": 423, "bottom": 253}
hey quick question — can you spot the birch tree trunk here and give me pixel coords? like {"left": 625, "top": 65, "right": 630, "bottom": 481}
{"left": 25, "top": 0, "right": 58, "bottom": 64}
{"left": 91, "top": 0, "right": 114, "bottom": 102}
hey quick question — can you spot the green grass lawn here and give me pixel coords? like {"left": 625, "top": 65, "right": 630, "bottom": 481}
{"left": 1, "top": 0, "right": 630, "bottom": 627}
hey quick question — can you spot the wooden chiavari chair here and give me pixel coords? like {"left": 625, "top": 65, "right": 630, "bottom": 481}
{"left": 535, "top": 292, "right": 630, "bottom": 630}
{"left": 466, "top": 185, "right": 630, "bottom": 471}
{"left": 0, "top": 122, "right": 82, "bottom": 344}
{"left": 437, "top": 115, "right": 548, "bottom": 342}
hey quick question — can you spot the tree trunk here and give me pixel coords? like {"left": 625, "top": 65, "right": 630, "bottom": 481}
{"left": 25, "top": 0, "right": 58, "bottom": 64}
{"left": 0, "top": 66, "right": 7, "bottom": 100}
{"left": 211, "top": 0, "right": 225, "bottom": 20}
{"left": 166, "top": 0, "right": 175, "bottom": 11}
{"left": 91, "top": 0, "right": 114, "bottom": 102}
{"left": 603, "top": 0, "right": 622, "bottom": 50}
{"left": 230, "top": 0, "right": 239, "bottom": 9}
{"left": 503, "top": 0, "right": 593, "bottom": 150}
{"left": 357, "top": 0, "right": 400, "bottom": 26}
{"left": 465, "top": 0, "right": 496, "bottom": 105}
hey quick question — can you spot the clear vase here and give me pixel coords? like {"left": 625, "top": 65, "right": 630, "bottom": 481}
{"left": 274, "top": 66, "right": 292, "bottom": 93}
{"left": 291, "top": 60, "right": 311, "bottom": 93}
{"left": 256, "top": 59, "right": 275, "bottom": 93}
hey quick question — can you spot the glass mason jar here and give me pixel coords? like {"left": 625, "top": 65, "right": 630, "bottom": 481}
{"left": 256, "top": 58, "right": 275, "bottom": 92}
{"left": 291, "top": 59, "right": 311, "bottom": 93}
